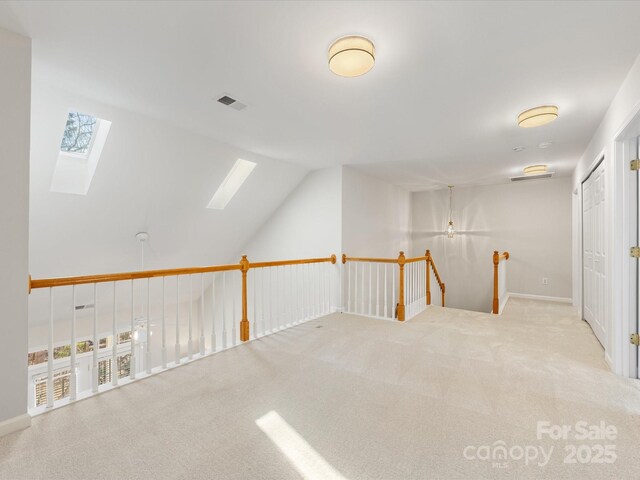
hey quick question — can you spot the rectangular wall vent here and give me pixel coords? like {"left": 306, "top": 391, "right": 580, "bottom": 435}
{"left": 510, "top": 172, "right": 555, "bottom": 182}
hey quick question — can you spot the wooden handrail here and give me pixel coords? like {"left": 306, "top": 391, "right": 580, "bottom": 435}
{"left": 341, "top": 255, "right": 398, "bottom": 264}
{"left": 30, "top": 255, "right": 337, "bottom": 290}
{"left": 29, "top": 253, "right": 338, "bottom": 343}
{"left": 425, "top": 250, "right": 445, "bottom": 307}
{"left": 29, "top": 263, "right": 242, "bottom": 289}
{"left": 341, "top": 254, "right": 428, "bottom": 264}
{"left": 492, "top": 251, "right": 510, "bottom": 314}
{"left": 252, "top": 255, "right": 336, "bottom": 269}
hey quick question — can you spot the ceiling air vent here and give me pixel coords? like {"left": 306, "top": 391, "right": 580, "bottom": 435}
{"left": 216, "top": 94, "right": 248, "bottom": 111}
{"left": 510, "top": 172, "right": 555, "bottom": 182}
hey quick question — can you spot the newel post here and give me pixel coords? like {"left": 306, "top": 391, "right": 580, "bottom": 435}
{"left": 240, "top": 255, "right": 250, "bottom": 341}
{"left": 397, "top": 251, "right": 406, "bottom": 321}
{"left": 492, "top": 250, "right": 499, "bottom": 314}
{"left": 425, "top": 250, "right": 431, "bottom": 306}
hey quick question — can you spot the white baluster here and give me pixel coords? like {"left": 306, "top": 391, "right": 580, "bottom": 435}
{"left": 345, "top": 262, "right": 350, "bottom": 313}
{"left": 384, "top": 264, "right": 388, "bottom": 318}
{"left": 287, "top": 265, "right": 292, "bottom": 326}
{"left": 307, "top": 263, "right": 315, "bottom": 319}
{"left": 376, "top": 264, "right": 380, "bottom": 317}
{"left": 269, "top": 267, "right": 273, "bottom": 333}
{"left": 392, "top": 265, "right": 396, "bottom": 318}
{"left": 200, "top": 274, "right": 205, "bottom": 355}
{"left": 146, "top": 277, "right": 151, "bottom": 374}
{"left": 232, "top": 273, "right": 237, "bottom": 344}
{"left": 318, "top": 263, "right": 327, "bottom": 315}
{"left": 353, "top": 264, "right": 357, "bottom": 314}
{"left": 260, "top": 268, "right": 265, "bottom": 336}
{"left": 70, "top": 285, "right": 77, "bottom": 401}
{"left": 112, "top": 282, "right": 118, "bottom": 386}
{"left": 161, "top": 277, "right": 167, "bottom": 368}
{"left": 320, "top": 263, "right": 324, "bottom": 315}
{"left": 131, "top": 279, "right": 137, "bottom": 378}
{"left": 368, "top": 263, "right": 372, "bottom": 316}
{"left": 211, "top": 273, "right": 216, "bottom": 353}
{"left": 222, "top": 272, "right": 227, "bottom": 349}
{"left": 46, "top": 288, "right": 54, "bottom": 408}
{"left": 253, "top": 268, "right": 257, "bottom": 336}
{"left": 361, "top": 263, "right": 365, "bottom": 314}
{"left": 328, "top": 263, "right": 332, "bottom": 313}
{"left": 175, "top": 277, "right": 180, "bottom": 365}
{"left": 92, "top": 283, "right": 98, "bottom": 393}
{"left": 188, "top": 275, "right": 193, "bottom": 359}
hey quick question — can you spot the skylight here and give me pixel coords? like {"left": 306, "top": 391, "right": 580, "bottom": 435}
{"left": 60, "top": 112, "right": 97, "bottom": 155}
{"left": 207, "top": 159, "right": 256, "bottom": 210}
{"left": 50, "top": 111, "right": 111, "bottom": 195}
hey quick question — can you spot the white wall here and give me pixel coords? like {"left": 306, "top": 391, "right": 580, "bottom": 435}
{"left": 342, "top": 166, "right": 411, "bottom": 257}
{"left": 0, "top": 28, "right": 31, "bottom": 434}
{"left": 571, "top": 53, "right": 640, "bottom": 375}
{"left": 412, "top": 177, "right": 573, "bottom": 313}
{"left": 241, "top": 166, "right": 342, "bottom": 261}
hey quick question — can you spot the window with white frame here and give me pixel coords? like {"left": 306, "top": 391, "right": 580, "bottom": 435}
{"left": 33, "top": 369, "right": 71, "bottom": 407}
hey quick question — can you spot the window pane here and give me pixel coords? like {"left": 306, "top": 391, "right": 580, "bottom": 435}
{"left": 98, "top": 359, "right": 112, "bottom": 385}
{"left": 60, "top": 112, "right": 97, "bottom": 154}
{"left": 117, "top": 354, "right": 131, "bottom": 378}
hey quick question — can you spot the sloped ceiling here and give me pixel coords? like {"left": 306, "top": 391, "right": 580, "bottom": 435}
{"left": 29, "top": 82, "right": 308, "bottom": 278}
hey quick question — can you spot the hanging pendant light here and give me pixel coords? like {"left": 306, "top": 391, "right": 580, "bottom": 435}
{"left": 447, "top": 186, "right": 455, "bottom": 238}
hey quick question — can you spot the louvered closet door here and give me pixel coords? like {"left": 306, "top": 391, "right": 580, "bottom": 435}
{"left": 582, "top": 160, "right": 606, "bottom": 347}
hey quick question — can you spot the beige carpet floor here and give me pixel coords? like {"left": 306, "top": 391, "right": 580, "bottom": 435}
{"left": 1, "top": 298, "right": 640, "bottom": 479}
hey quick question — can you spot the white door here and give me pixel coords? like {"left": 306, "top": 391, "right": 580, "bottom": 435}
{"left": 582, "top": 159, "right": 606, "bottom": 347}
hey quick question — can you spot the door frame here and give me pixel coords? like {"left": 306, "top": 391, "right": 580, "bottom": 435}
{"left": 612, "top": 101, "right": 640, "bottom": 379}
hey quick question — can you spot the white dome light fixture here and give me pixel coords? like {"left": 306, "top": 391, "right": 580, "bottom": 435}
{"left": 328, "top": 35, "right": 375, "bottom": 77}
{"left": 517, "top": 105, "right": 558, "bottom": 128}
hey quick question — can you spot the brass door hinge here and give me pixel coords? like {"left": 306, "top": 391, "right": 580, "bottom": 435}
{"left": 631, "top": 247, "right": 640, "bottom": 258}
{"left": 631, "top": 159, "right": 640, "bottom": 171}
{"left": 631, "top": 333, "right": 640, "bottom": 346}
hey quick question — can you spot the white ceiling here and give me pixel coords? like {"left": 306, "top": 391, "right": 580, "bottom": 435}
{"left": 2, "top": 1, "right": 640, "bottom": 189}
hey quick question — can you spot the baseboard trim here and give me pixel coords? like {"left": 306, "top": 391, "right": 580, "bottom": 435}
{"left": 507, "top": 292, "right": 573, "bottom": 304}
{"left": 0, "top": 413, "right": 31, "bottom": 437}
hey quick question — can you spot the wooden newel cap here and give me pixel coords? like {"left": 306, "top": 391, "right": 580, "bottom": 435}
{"left": 240, "top": 255, "right": 249, "bottom": 271}
{"left": 398, "top": 251, "right": 406, "bottom": 266}
{"left": 341, "top": 254, "right": 347, "bottom": 264}
{"left": 504, "top": 252, "right": 510, "bottom": 260}
{"left": 330, "top": 254, "right": 337, "bottom": 264}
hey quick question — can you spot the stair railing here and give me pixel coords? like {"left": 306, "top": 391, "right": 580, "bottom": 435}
{"left": 27, "top": 254, "right": 337, "bottom": 412}
{"left": 342, "top": 249, "right": 445, "bottom": 321}
{"left": 425, "top": 250, "right": 446, "bottom": 308}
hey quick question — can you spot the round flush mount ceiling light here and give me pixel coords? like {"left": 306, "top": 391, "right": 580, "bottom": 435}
{"left": 523, "top": 164, "right": 548, "bottom": 175}
{"left": 328, "top": 35, "right": 375, "bottom": 77}
{"left": 517, "top": 105, "right": 558, "bottom": 128}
